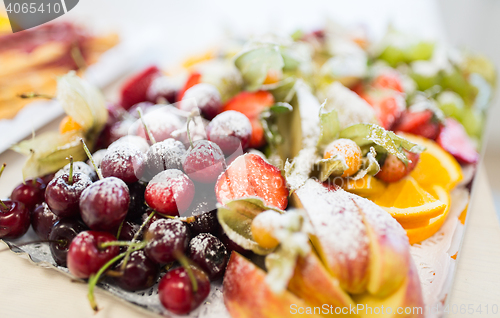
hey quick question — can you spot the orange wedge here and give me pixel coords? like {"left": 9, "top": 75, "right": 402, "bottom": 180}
{"left": 339, "top": 175, "right": 386, "bottom": 199}
{"left": 374, "top": 176, "right": 446, "bottom": 226}
{"left": 400, "top": 133, "right": 463, "bottom": 191}
{"left": 405, "top": 185, "right": 451, "bottom": 244}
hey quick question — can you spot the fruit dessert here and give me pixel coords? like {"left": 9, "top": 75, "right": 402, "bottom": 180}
{"left": 1, "top": 20, "right": 493, "bottom": 317}
{"left": 0, "top": 21, "right": 118, "bottom": 119}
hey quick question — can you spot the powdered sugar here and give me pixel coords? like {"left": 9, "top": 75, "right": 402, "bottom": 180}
{"left": 110, "top": 135, "right": 150, "bottom": 153}
{"left": 207, "top": 110, "right": 252, "bottom": 139}
{"left": 55, "top": 161, "right": 96, "bottom": 181}
{"left": 143, "top": 139, "right": 186, "bottom": 181}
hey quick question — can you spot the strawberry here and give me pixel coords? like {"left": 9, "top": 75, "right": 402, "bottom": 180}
{"left": 372, "top": 72, "right": 404, "bottom": 93}
{"left": 361, "top": 89, "right": 405, "bottom": 130}
{"left": 215, "top": 153, "right": 288, "bottom": 210}
{"left": 177, "top": 72, "right": 201, "bottom": 102}
{"left": 119, "top": 66, "right": 161, "bottom": 110}
{"left": 375, "top": 150, "right": 420, "bottom": 183}
{"left": 222, "top": 91, "right": 275, "bottom": 148}
{"left": 437, "top": 118, "right": 479, "bottom": 164}
{"left": 393, "top": 110, "right": 441, "bottom": 140}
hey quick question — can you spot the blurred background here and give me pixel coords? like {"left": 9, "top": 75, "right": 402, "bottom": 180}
{"left": 1, "top": 0, "right": 499, "bottom": 212}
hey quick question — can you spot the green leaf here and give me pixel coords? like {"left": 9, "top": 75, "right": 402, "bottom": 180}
{"left": 266, "top": 77, "right": 297, "bottom": 103}
{"left": 317, "top": 155, "right": 348, "bottom": 182}
{"left": 13, "top": 130, "right": 87, "bottom": 179}
{"left": 234, "top": 42, "right": 285, "bottom": 91}
{"left": 317, "top": 101, "right": 340, "bottom": 149}
{"left": 56, "top": 71, "right": 108, "bottom": 133}
{"left": 269, "top": 102, "right": 293, "bottom": 114}
{"left": 217, "top": 197, "right": 284, "bottom": 255}
{"left": 351, "top": 147, "right": 380, "bottom": 180}
{"left": 339, "top": 124, "right": 424, "bottom": 164}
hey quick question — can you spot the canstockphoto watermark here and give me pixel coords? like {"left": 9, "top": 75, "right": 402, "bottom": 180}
{"left": 290, "top": 304, "right": 423, "bottom": 315}
{"left": 4, "top": 0, "right": 79, "bottom": 33}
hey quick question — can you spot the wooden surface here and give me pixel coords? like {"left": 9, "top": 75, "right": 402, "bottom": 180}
{"left": 0, "top": 117, "right": 499, "bottom": 317}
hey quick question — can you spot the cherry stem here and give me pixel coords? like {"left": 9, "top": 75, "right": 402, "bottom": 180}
{"left": 116, "top": 220, "right": 124, "bottom": 240}
{"left": 99, "top": 241, "right": 146, "bottom": 249}
{"left": 175, "top": 251, "right": 198, "bottom": 293}
{"left": 186, "top": 115, "right": 194, "bottom": 149}
{"left": 120, "top": 210, "right": 156, "bottom": 271}
{"left": 137, "top": 108, "right": 156, "bottom": 144}
{"left": 0, "top": 164, "right": 7, "bottom": 209}
{"left": 87, "top": 242, "right": 146, "bottom": 311}
{"left": 18, "top": 92, "right": 54, "bottom": 99}
{"left": 80, "top": 139, "right": 103, "bottom": 180}
{"left": 67, "top": 156, "right": 74, "bottom": 185}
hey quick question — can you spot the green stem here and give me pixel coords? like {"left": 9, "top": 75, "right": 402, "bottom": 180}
{"left": 0, "top": 164, "right": 7, "bottom": 209}
{"left": 175, "top": 252, "right": 198, "bottom": 293}
{"left": 138, "top": 108, "right": 156, "bottom": 144}
{"left": 186, "top": 115, "right": 194, "bottom": 149}
{"left": 80, "top": 139, "right": 103, "bottom": 180}
{"left": 99, "top": 241, "right": 145, "bottom": 249}
{"left": 68, "top": 156, "right": 74, "bottom": 185}
{"left": 116, "top": 220, "right": 124, "bottom": 240}
{"left": 87, "top": 243, "right": 146, "bottom": 311}
{"left": 120, "top": 210, "right": 155, "bottom": 271}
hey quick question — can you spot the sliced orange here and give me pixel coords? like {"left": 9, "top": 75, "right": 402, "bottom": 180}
{"left": 400, "top": 133, "right": 463, "bottom": 191}
{"left": 406, "top": 185, "right": 451, "bottom": 244}
{"left": 59, "top": 115, "right": 83, "bottom": 134}
{"left": 339, "top": 175, "right": 386, "bottom": 198}
{"left": 374, "top": 176, "right": 446, "bottom": 225}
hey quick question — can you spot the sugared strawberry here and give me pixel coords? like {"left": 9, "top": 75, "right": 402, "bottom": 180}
{"left": 375, "top": 150, "right": 420, "bottom": 183}
{"left": 437, "top": 118, "right": 479, "bottom": 164}
{"left": 215, "top": 153, "right": 288, "bottom": 210}
{"left": 361, "top": 88, "right": 405, "bottom": 130}
{"left": 372, "top": 72, "right": 404, "bottom": 93}
{"left": 120, "top": 66, "right": 162, "bottom": 110}
{"left": 177, "top": 72, "right": 202, "bottom": 102}
{"left": 393, "top": 110, "right": 441, "bottom": 140}
{"left": 222, "top": 91, "right": 275, "bottom": 148}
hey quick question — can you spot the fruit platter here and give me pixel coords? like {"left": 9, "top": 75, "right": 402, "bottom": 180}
{"left": 0, "top": 21, "right": 494, "bottom": 317}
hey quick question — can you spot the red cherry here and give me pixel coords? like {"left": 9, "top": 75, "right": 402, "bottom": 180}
{"left": 206, "top": 110, "right": 252, "bottom": 155}
{"left": 79, "top": 177, "right": 130, "bottom": 231}
{"left": 67, "top": 231, "right": 120, "bottom": 279}
{"left": 182, "top": 140, "right": 225, "bottom": 184}
{"left": 144, "top": 218, "right": 190, "bottom": 264}
{"left": 144, "top": 170, "right": 195, "bottom": 216}
{"left": 31, "top": 202, "right": 61, "bottom": 240}
{"left": 113, "top": 250, "right": 159, "bottom": 291}
{"left": 49, "top": 218, "right": 88, "bottom": 266}
{"left": 45, "top": 173, "right": 92, "bottom": 218}
{"left": 180, "top": 83, "right": 222, "bottom": 120}
{"left": 101, "top": 143, "right": 145, "bottom": 183}
{"left": 0, "top": 200, "right": 30, "bottom": 239}
{"left": 11, "top": 178, "right": 46, "bottom": 211}
{"left": 158, "top": 266, "right": 211, "bottom": 315}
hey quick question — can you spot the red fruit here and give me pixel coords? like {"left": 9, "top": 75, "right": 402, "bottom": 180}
{"left": 67, "top": 231, "right": 120, "bottom": 279}
{"left": 215, "top": 153, "right": 288, "bottom": 210}
{"left": 177, "top": 72, "right": 202, "bottom": 102}
{"left": 144, "top": 169, "right": 195, "bottom": 216}
{"left": 180, "top": 83, "right": 222, "bottom": 120}
{"left": 437, "top": 118, "right": 479, "bottom": 164}
{"left": 206, "top": 110, "right": 252, "bottom": 155}
{"left": 31, "top": 203, "right": 61, "bottom": 240}
{"left": 79, "top": 177, "right": 130, "bottom": 231}
{"left": 182, "top": 140, "right": 226, "bottom": 184}
{"left": 361, "top": 89, "right": 405, "bottom": 130}
{"left": 372, "top": 72, "right": 404, "bottom": 92}
{"left": 0, "top": 200, "right": 30, "bottom": 239}
{"left": 144, "top": 218, "right": 190, "bottom": 264}
{"left": 158, "top": 266, "right": 211, "bottom": 315}
{"left": 394, "top": 110, "right": 441, "bottom": 140}
{"left": 222, "top": 91, "right": 275, "bottom": 148}
{"left": 45, "top": 173, "right": 93, "bottom": 218}
{"left": 120, "top": 66, "right": 161, "bottom": 110}
{"left": 11, "top": 178, "right": 46, "bottom": 212}
{"left": 376, "top": 151, "right": 420, "bottom": 183}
